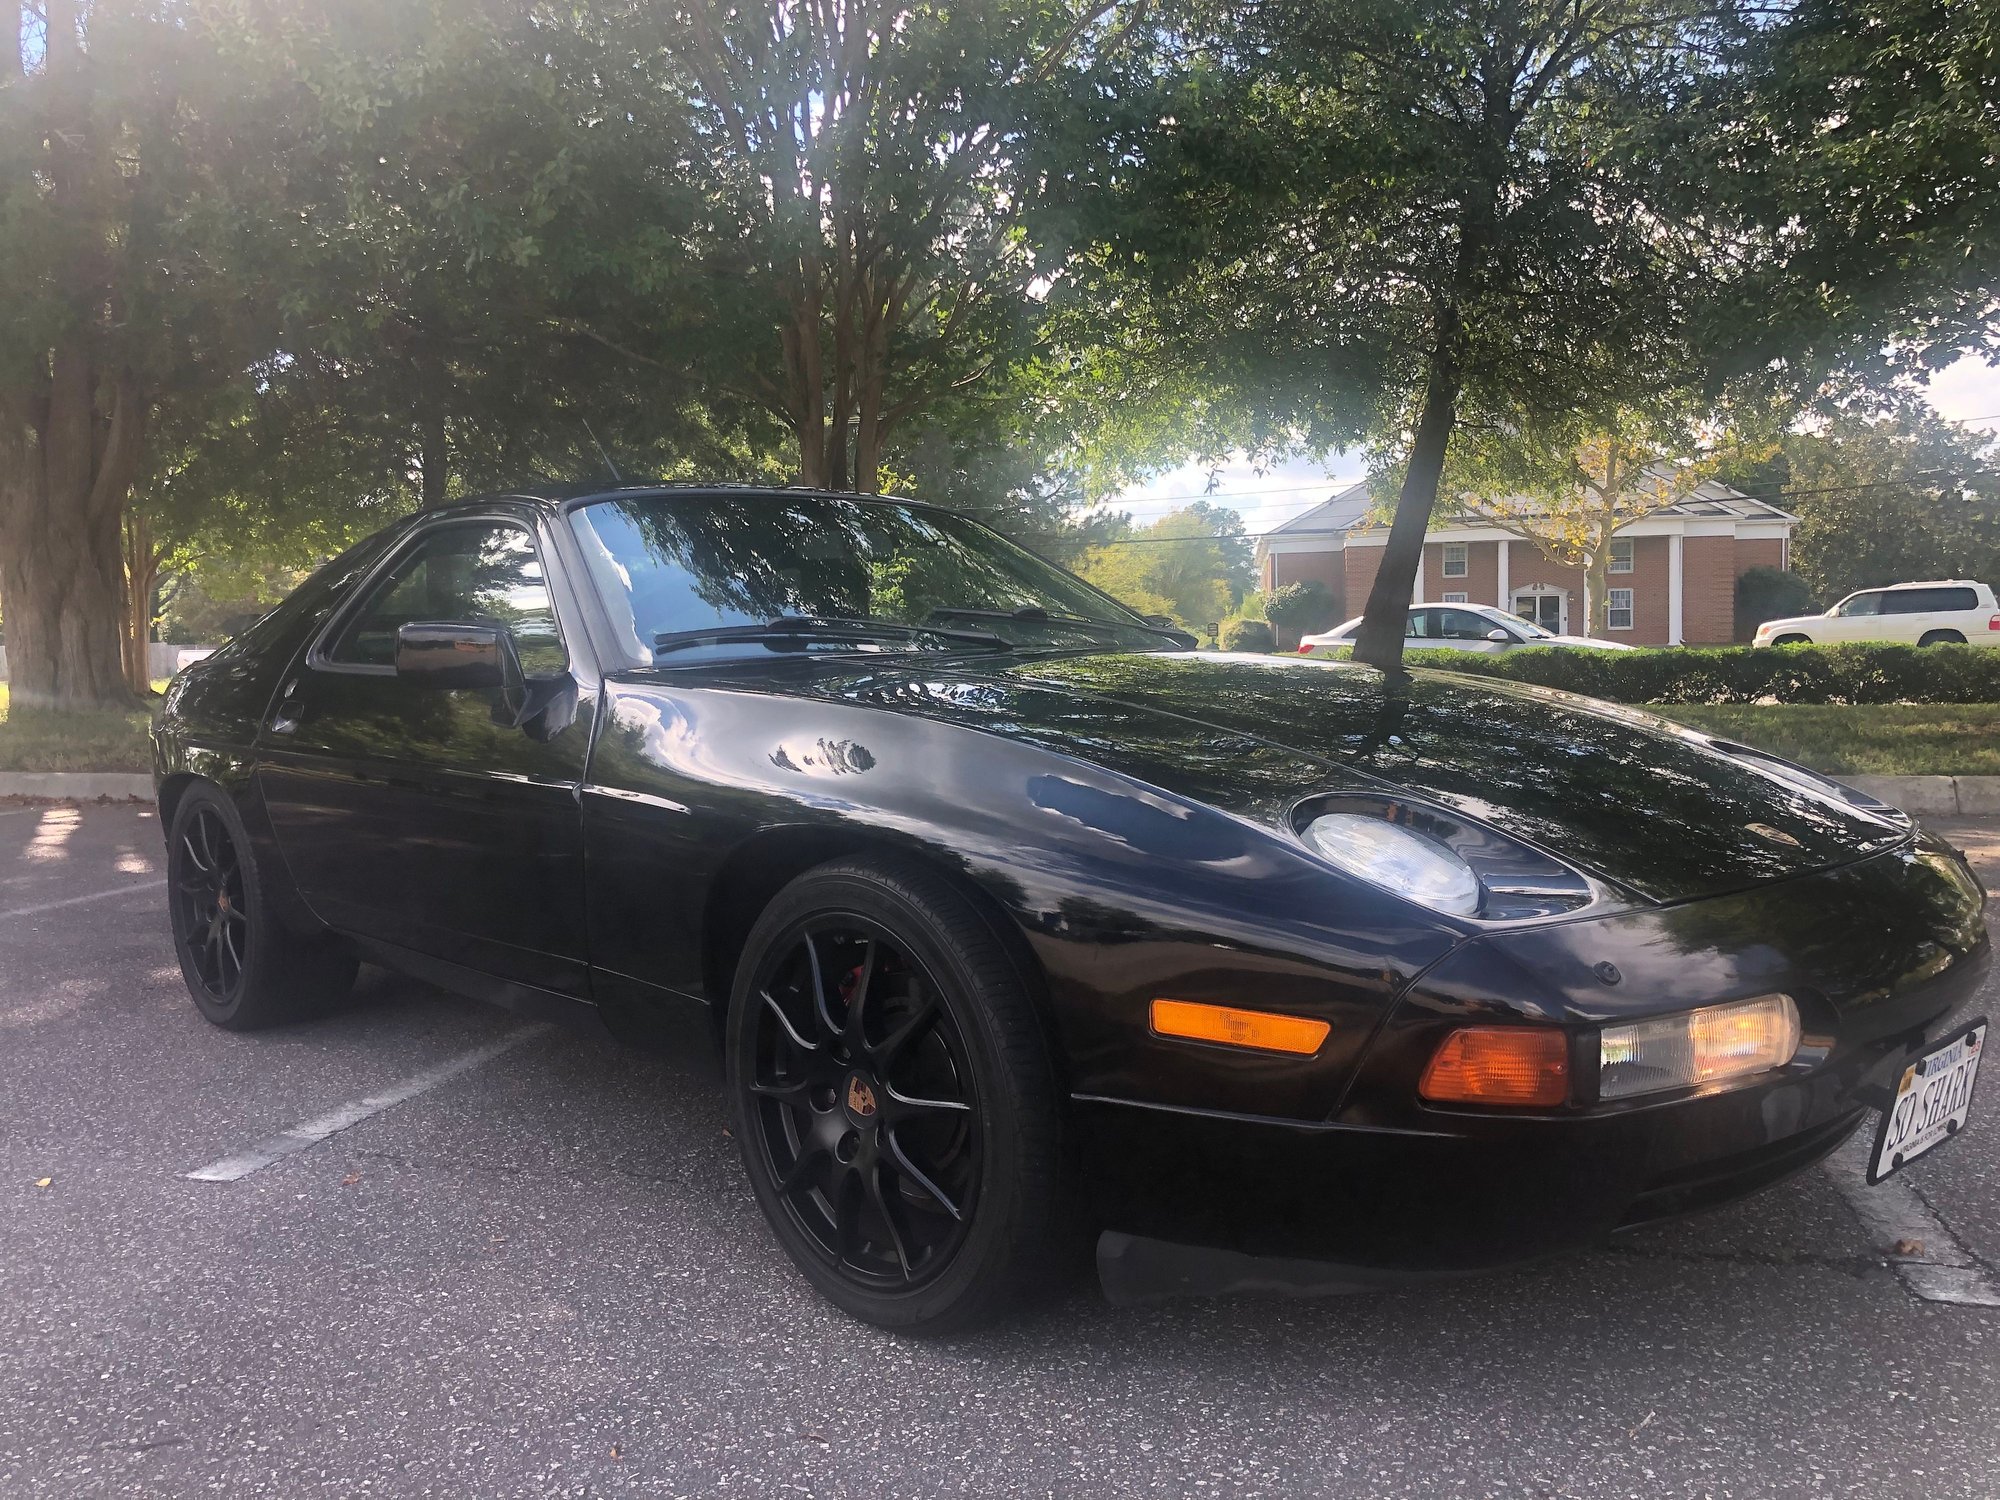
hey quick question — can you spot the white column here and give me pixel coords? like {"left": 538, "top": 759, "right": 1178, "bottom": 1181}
{"left": 1496, "top": 538, "right": 1510, "bottom": 610}
{"left": 1668, "top": 532, "right": 1685, "bottom": 646}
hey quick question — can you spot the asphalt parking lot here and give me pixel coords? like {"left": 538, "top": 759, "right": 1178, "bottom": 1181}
{"left": 5, "top": 802, "right": 2000, "bottom": 1498}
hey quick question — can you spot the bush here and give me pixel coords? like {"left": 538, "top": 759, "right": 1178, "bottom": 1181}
{"left": 1735, "top": 566, "right": 1816, "bottom": 640}
{"left": 1221, "top": 618, "right": 1277, "bottom": 653}
{"left": 1264, "top": 580, "right": 1333, "bottom": 630}
{"left": 1368, "top": 641, "right": 2000, "bottom": 705}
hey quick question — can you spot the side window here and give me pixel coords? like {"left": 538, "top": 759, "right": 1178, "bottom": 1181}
{"left": 1438, "top": 608, "right": 1493, "bottom": 641}
{"left": 1835, "top": 592, "right": 1882, "bottom": 617}
{"left": 327, "top": 523, "right": 567, "bottom": 675}
{"left": 1405, "top": 609, "right": 1436, "bottom": 639}
{"left": 1890, "top": 587, "right": 1975, "bottom": 613}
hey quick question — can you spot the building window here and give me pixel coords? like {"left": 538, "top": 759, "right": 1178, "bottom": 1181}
{"left": 1609, "top": 538, "right": 1634, "bottom": 574}
{"left": 1442, "top": 592, "right": 1468, "bottom": 604}
{"left": 1607, "top": 588, "right": 1635, "bottom": 630}
{"left": 1442, "top": 541, "right": 1468, "bottom": 578}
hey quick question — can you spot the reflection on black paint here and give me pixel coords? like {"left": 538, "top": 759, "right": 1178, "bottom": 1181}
{"left": 1003, "top": 653, "right": 1903, "bottom": 903}
{"left": 771, "top": 738, "right": 878, "bottom": 776}
{"left": 1028, "top": 774, "right": 1248, "bottom": 863}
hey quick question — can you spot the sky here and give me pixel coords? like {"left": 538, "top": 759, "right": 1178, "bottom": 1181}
{"left": 1109, "top": 354, "right": 2000, "bottom": 541}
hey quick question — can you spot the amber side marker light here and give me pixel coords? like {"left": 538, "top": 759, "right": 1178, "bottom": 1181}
{"left": 1420, "top": 1026, "right": 1570, "bottom": 1107}
{"left": 1150, "top": 999, "right": 1331, "bottom": 1056}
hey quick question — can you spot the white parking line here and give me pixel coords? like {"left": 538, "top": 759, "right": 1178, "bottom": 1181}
{"left": 1, "top": 878, "right": 167, "bottom": 921}
{"left": 184, "top": 1023, "right": 551, "bottom": 1182}
{"left": 1827, "top": 1130, "right": 2000, "bottom": 1306}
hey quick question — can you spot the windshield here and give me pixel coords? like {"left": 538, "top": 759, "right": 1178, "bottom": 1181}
{"left": 570, "top": 492, "right": 1175, "bottom": 664}
{"left": 1488, "top": 607, "right": 1551, "bottom": 638}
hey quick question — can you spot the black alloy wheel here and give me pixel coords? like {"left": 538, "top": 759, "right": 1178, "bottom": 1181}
{"left": 173, "top": 804, "right": 249, "bottom": 1001}
{"left": 746, "top": 916, "right": 981, "bottom": 1288}
{"left": 166, "top": 782, "right": 356, "bottom": 1031}
{"left": 727, "top": 857, "right": 1067, "bottom": 1333}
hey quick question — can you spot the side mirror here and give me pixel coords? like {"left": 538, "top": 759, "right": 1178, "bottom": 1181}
{"left": 1486, "top": 628, "right": 1512, "bottom": 643}
{"left": 395, "top": 621, "right": 517, "bottom": 691}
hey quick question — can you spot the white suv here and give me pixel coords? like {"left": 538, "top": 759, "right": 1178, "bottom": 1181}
{"left": 1753, "top": 580, "right": 2000, "bottom": 648}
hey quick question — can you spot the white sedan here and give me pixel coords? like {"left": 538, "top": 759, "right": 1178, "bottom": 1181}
{"left": 1753, "top": 580, "right": 2000, "bottom": 648}
{"left": 1297, "top": 603, "right": 1638, "bottom": 657}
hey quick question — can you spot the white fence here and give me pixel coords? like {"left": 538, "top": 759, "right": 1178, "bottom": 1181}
{"left": 0, "top": 643, "right": 213, "bottom": 682}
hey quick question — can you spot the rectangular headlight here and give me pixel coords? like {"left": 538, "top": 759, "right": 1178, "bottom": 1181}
{"left": 1598, "top": 994, "right": 1801, "bottom": 1101}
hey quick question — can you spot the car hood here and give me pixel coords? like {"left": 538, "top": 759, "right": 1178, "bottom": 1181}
{"left": 1755, "top": 614, "right": 1827, "bottom": 634}
{"left": 882, "top": 650, "right": 1907, "bottom": 906}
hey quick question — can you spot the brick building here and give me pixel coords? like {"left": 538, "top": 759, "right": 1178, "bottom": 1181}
{"left": 1254, "top": 481, "right": 1795, "bottom": 646}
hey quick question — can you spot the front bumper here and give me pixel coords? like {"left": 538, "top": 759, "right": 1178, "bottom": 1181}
{"left": 1079, "top": 837, "right": 1991, "bottom": 1292}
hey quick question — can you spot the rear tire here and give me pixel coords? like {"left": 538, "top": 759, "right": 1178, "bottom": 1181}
{"left": 1919, "top": 630, "right": 1966, "bottom": 647}
{"left": 725, "top": 855, "right": 1068, "bottom": 1333}
{"left": 166, "top": 782, "right": 357, "bottom": 1031}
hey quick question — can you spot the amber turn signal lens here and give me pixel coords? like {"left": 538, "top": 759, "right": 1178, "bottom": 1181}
{"left": 1150, "top": 999, "right": 1331, "bottom": 1056}
{"left": 1419, "top": 1026, "right": 1569, "bottom": 1107}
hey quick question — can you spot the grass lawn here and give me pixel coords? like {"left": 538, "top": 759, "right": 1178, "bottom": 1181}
{"left": 1659, "top": 703, "right": 2000, "bottom": 777}
{"left": 0, "top": 682, "right": 158, "bottom": 773}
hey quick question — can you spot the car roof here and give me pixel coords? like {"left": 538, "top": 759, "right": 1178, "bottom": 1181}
{"left": 1863, "top": 579, "right": 1984, "bottom": 591}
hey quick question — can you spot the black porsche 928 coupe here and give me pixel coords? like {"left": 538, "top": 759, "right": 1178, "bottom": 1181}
{"left": 154, "top": 486, "right": 1992, "bottom": 1331}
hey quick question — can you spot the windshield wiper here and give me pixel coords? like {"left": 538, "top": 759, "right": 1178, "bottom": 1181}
{"left": 926, "top": 605, "right": 1195, "bottom": 647}
{"left": 652, "top": 615, "right": 1007, "bottom": 657}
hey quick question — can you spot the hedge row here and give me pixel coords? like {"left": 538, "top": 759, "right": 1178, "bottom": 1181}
{"left": 1312, "top": 641, "right": 2000, "bottom": 705}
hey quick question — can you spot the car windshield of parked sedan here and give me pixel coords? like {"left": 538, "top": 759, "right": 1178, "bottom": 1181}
{"left": 570, "top": 492, "right": 1180, "bottom": 664}
{"left": 1485, "top": 607, "right": 1552, "bottom": 639}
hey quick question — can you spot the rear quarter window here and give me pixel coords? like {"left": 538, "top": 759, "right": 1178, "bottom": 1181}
{"left": 1887, "top": 587, "right": 1978, "bottom": 613}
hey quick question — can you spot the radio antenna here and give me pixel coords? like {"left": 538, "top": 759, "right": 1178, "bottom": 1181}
{"left": 580, "top": 419, "right": 622, "bottom": 485}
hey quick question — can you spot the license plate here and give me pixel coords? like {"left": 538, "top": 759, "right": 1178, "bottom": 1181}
{"left": 1869, "top": 1018, "right": 1987, "bottom": 1184}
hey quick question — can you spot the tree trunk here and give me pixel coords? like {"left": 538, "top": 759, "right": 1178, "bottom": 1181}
{"left": 121, "top": 507, "right": 159, "bottom": 695}
{"left": 1582, "top": 555, "right": 1607, "bottom": 638}
{"left": 0, "top": 0, "right": 148, "bottom": 711}
{"left": 1353, "top": 312, "right": 1464, "bottom": 673}
{"left": 0, "top": 371, "right": 147, "bottom": 711}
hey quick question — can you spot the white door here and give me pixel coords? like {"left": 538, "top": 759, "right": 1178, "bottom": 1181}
{"left": 1513, "top": 592, "right": 1565, "bottom": 634}
{"left": 1821, "top": 590, "right": 1885, "bottom": 643}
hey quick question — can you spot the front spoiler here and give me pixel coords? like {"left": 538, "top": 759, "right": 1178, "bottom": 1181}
{"left": 1093, "top": 1107, "right": 1872, "bottom": 1302}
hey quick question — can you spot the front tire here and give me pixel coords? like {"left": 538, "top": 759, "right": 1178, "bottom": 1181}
{"left": 166, "top": 783, "right": 356, "bottom": 1031}
{"left": 1772, "top": 633, "right": 1811, "bottom": 645}
{"left": 726, "top": 856, "right": 1067, "bottom": 1333}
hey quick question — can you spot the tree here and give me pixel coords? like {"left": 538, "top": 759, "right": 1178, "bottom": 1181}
{"left": 1753, "top": 412, "right": 2000, "bottom": 605}
{"left": 1441, "top": 412, "right": 1695, "bottom": 636}
{"left": 0, "top": 0, "right": 155, "bottom": 708}
{"left": 576, "top": 0, "right": 1140, "bottom": 495}
{"left": 1075, "top": 501, "right": 1252, "bottom": 628}
{"left": 1078, "top": 0, "right": 1766, "bottom": 673}
{"left": 1720, "top": 0, "right": 2000, "bottom": 397}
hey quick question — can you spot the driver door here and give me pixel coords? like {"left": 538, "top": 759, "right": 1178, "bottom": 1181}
{"left": 1437, "top": 607, "right": 1512, "bottom": 653}
{"left": 256, "top": 516, "right": 594, "bottom": 998}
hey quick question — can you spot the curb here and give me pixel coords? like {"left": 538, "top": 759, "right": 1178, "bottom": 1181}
{"left": 0, "top": 773, "right": 155, "bottom": 802}
{"left": 1845, "top": 776, "right": 2000, "bottom": 818}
